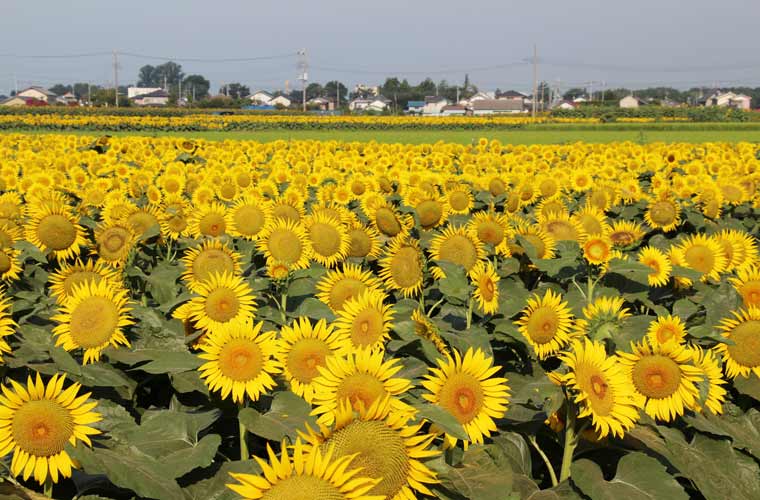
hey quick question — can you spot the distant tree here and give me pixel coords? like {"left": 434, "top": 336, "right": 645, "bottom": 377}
{"left": 417, "top": 78, "right": 436, "bottom": 96}
{"left": 72, "top": 83, "right": 95, "bottom": 100}
{"left": 223, "top": 83, "right": 250, "bottom": 100}
{"left": 154, "top": 62, "right": 184, "bottom": 88}
{"left": 137, "top": 65, "right": 159, "bottom": 87}
{"left": 562, "top": 87, "right": 587, "bottom": 101}
{"left": 305, "top": 83, "right": 323, "bottom": 100}
{"left": 536, "top": 81, "right": 551, "bottom": 109}
{"left": 91, "top": 88, "right": 130, "bottom": 107}
{"left": 48, "top": 84, "right": 72, "bottom": 96}
{"left": 324, "top": 81, "right": 348, "bottom": 105}
{"left": 182, "top": 75, "right": 210, "bottom": 101}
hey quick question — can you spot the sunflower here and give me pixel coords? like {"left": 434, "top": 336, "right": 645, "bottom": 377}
{"left": 93, "top": 222, "right": 138, "bottom": 267}
{"left": 301, "top": 396, "right": 439, "bottom": 500}
{"left": 178, "top": 272, "right": 257, "bottom": 333}
{"left": 516, "top": 289, "right": 574, "bottom": 359}
{"left": 0, "top": 246, "right": 21, "bottom": 282}
{"left": 124, "top": 205, "right": 160, "bottom": 240}
{"left": 646, "top": 315, "right": 687, "bottom": 345}
{"left": 467, "top": 211, "right": 511, "bottom": 256}
{"left": 539, "top": 211, "right": 585, "bottom": 243}
{"left": 279, "top": 317, "right": 352, "bottom": 402}
{"left": 560, "top": 338, "right": 639, "bottom": 438}
{"left": 714, "top": 307, "right": 760, "bottom": 379}
{"left": 180, "top": 240, "right": 242, "bottom": 292}
{"left": 48, "top": 258, "right": 120, "bottom": 301}
{"left": 369, "top": 201, "right": 411, "bottom": 238}
{"left": 51, "top": 280, "right": 133, "bottom": 364}
{"left": 0, "top": 294, "right": 15, "bottom": 361}
{"left": 227, "top": 438, "right": 383, "bottom": 500}
{"left": 310, "top": 349, "right": 413, "bottom": 426}
{"left": 644, "top": 198, "right": 681, "bottom": 232}
{"left": 617, "top": 339, "right": 703, "bottom": 422}
{"left": 346, "top": 220, "right": 382, "bottom": 259}
{"left": 316, "top": 263, "right": 383, "bottom": 313}
{"left": 0, "top": 373, "right": 101, "bottom": 485}
{"left": 411, "top": 309, "right": 449, "bottom": 355}
{"left": 429, "top": 225, "right": 485, "bottom": 280}
{"left": 414, "top": 196, "right": 449, "bottom": 230}
{"left": 158, "top": 195, "right": 191, "bottom": 240}
{"left": 572, "top": 206, "right": 611, "bottom": 237}
{"left": 25, "top": 203, "right": 86, "bottom": 261}
{"left": 690, "top": 346, "right": 727, "bottom": 415}
{"left": 638, "top": 246, "right": 672, "bottom": 287}
{"left": 333, "top": 290, "right": 394, "bottom": 351}
{"left": 583, "top": 234, "right": 613, "bottom": 265}
{"left": 671, "top": 234, "right": 727, "bottom": 283}
{"left": 197, "top": 320, "right": 282, "bottom": 403}
{"left": 227, "top": 194, "right": 271, "bottom": 240}
{"left": 729, "top": 264, "right": 760, "bottom": 308}
{"left": 257, "top": 218, "right": 312, "bottom": 271}
{"left": 608, "top": 220, "right": 647, "bottom": 248}
{"left": 188, "top": 201, "right": 229, "bottom": 239}
{"left": 510, "top": 222, "right": 557, "bottom": 260}
{"left": 469, "top": 260, "right": 500, "bottom": 315}
{"left": 422, "top": 348, "right": 509, "bottom": 445}
{"left": 378, "top": 236, "right": 425, "bottom": 298}
{"left": 444, "top": 185, "right": 474, "bottom": 215}
{"left": 304, "top": 213, "right": 351, "bottom": 268}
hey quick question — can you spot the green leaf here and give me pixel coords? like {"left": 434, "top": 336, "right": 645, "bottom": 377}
{"left": 509, "top": 372, "right": 563, "bottom": 415}
{"left": 287, "top": 277, "right": 316, "bottom": 297}
{"left": 238, "top": 391, "right": 315, "bottom": 441}
{"left": 292, "top": 298, "right": 335, "bottom": 321}
{"left": 431, "top": 446, "right": 514, "bottom": 500}
{"left": 614, "top": 315, "right": 652, "bottom": 350}
{"left": 49, "top": 346, "right": 82, "bottom": 376}
{"left": 604, "top": 259, "right": 652, "bottom": 286}
{"left": 672, "top": 298, "right": 698, "bottom": 320}
{"left": 571, "top": 452, "right": 688, "bottom": 500}
{"left": 130, "top": 350, "right": 203, "bottom": 374}
{"left": 171, "top": 370, "right": 210, "bottom": 395}
{"left": 14, "top": 240, "right": 47, "bottom": 264}
{"left": 497, "top": 277, "right": 531, "bottom": 318}
{"left": 146, "top": 261, "right": 182, "bottom": 305}
{"left": 685, "top": 406, "right": 760, "bottom": 459}
{"left": 184, "top": 459, "right": 261, "bottom": 500}
{"left": 436, "top": 260, "right": 471, "bottom": 303}
{"left": 161, "top": 434, "right": 222, "bottom": 478}
{"left": 414, "top": 404, "right": 469, "bottom": 441}
{"left": 671, "top": 265, "right": 703, "bottom": 282}
{"left": 125, "top": 407, "right": 221, "bottom": 462}
{"left": 734, "top": 375, "right": 760, "bottom": 402}
{"left": 489, "top": 432, "right": 532, "bottom": 476}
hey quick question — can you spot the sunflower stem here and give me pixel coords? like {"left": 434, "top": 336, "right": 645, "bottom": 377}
{"left": 466, "top": 297, "right": 473, "bottom": 329}
{"left": 426, "top": 297, "right": 446, "bottom": 317}
{"left": 559, "top": 403, "right": 579, "bottom": 482}
{"left": 239, "top": 404, "right": 249, "bottom": 460}
{"left": 586, "top": 272, "right": 595, "bottom": 305}
{"left": 528, "top": 435, "right": 558, "bottom": 487}
{"left": 43, "top": 477, "right": 53, "bottom": 498}
{"left": 280, "top": 291, "right": 288, "bottom": 323}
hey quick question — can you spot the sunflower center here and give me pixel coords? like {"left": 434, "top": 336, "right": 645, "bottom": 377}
{"left": 649, "top": 201, "right": 677, "bottom": 226}
{"left": 98, "top": 226, "right": 131, "bottom": 260}
{"left": 347, "top": 229, "right": 372, "bottom": 257}
{"left": 417, "top": 200, "right": 443, "bottom": 229}
{"left": 204, "top": 287, "right": 241, "bottom": 323}
{"left": 727, "top": 320, "right": 760, "bottom": 368}
{"left": 738, "top": 282, "right": 760, "bottom": 307}
{"left": 233, "top": 205, "right": 266, "bottom": 236}
{"left": 328, "top": 278, "right": 366, "bottom": 311}
{"left": 656, "top": 325, "right": 677, "bottom": 344}
{"left": 261, "top": 475, "right": 343, "bottom": 500}
{"left": 586, "top": 240, "right": 608, "bottom": 261}
{"left": 545, "top": 220, "right": 577, "bottom": 241}
{"left": 335, "top": 373, "right": 388, "bottom": 411}
{"left": 0, "top": 251, "right": 10, "bottom": 273}
{"left": 438, "top": 372, "right": 485, "bottom": 424}
{"left": 476, "top": 221, "right": 504, "bottom": 246}
{"left": 272, "top": 204, "right": 300, "bottom": 223}
{"left": 287, "top": 338, "right": 331, "bottom": 383}
{"left": 579, "top": 215, "right": 603, "bottom": 235}
{"left": 684, "top": 245, "right": 715, "bottom": 274}
{"left": 63, "top": 271, "right": 102, "bottom": 296}
{"left": 389, "top": 247, "right": 422, "bottom": 289}
{"left": 350, "top": 308, "right": 385, "bottom": 347}
{"left": 610, "top": 231, "right": 635, "bottom": 246}
{"left": 375, "top": 207, "right": 402, "bottom": 237}
{"left": 12, "top": 400, "right": 74, "bottom": 457}
{"left": 437, "top": 235, "right": 478, "bottom": 272}
{"left": 525, "top": 306, "right": 559, "bottom": 344}
{"left": 127, "top": 211, "right": 158, "bottom": 236}
{"left": 325, "top": 420, "right": 409, "bottom": 498}
{"left": 199, "top": 213, "right": 226, "bottom": 237}
{"left": 267, "top": 228, "right": 304, "bottom": 265}
{"left": 192, "top": 249, "right": 234, "bottom": 283}
{"left": 167, "top": 214, "right": 188, "bottom": 233}
{"left": 449, "top": 191, "right": 469, "bottom": 211}
{"left": 38, "top": 214, "right": 77, "bottom": 250}
{"left": 479, "top": 276, "right": 495, "bottom": 301}
{"left": 309, "top": 223, "right": 342, "bottom": 258}
{"left": 69, "top": 295, "right": 120, "bottom": 348}
{"left": 632, "top": 355, "right": 682, "bottom": 399}
{"left": 220, "top": 183, "right": 236, "bottom": 200}
{"left": 218, "top": 338, "right": 263, "bottom": 382}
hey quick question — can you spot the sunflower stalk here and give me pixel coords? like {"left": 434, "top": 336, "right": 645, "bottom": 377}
{"left": 528, "top": 435, "right": 558, "bottom": 487}
{"left": 239, "top": 403, "right": 249, "bottom": 460}
{"left": 559, "top": 401, "right": 579, "bottom": 482}
{"left": 466, "top": 297, "right": 473, "bottom": 329}
{"left": 43, "top": 478, "right": 53, "bottom": 498}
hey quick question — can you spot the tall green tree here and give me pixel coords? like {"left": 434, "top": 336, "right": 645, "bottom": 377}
{"left": 324, "top": 81, "right": 348, "bottom": 105}
{"left": 182, "top": 75, "right": 210, "bottom": 100}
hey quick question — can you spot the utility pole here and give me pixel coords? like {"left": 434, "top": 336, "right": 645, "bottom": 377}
{"left": 113, "top": 50, "right": 119, "bottom": 107}
{"left": 531, "top": 44, "right": 538, "bottom": 118}
{"left": 336, "top": 82, "right": 340, "bottom": 111}
{"left": 178, "top": 77, "right": 182, "bottom": 105}
{"left": 12, "top": 73, "right": 17, "bottom": 96}
{"left": 298, "top": 49, "right": 308, "bottom": 112}
{"left": 87, "top": 83, "right": 91, "bottom": 106}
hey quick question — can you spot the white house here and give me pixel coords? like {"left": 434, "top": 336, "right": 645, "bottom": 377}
{"left": 130, "top": 89, "right": 169, "bottom": 106}
{"left": 270, "top": 95, "right": 292, "bottom": 108}
{"left": 472, "top": 99, "right": 524, "bottom": 115}
{"left": 705, "top": 91, "right": 751, "bottom": 110}
{"left": 619, "top": 95, "right": 643, "bottom": 108}
{"left": 1, "top": 96, "right": 35, "bottom": 107}
{"left": 440, "top": 104, "right": 467, "bottom": 116}
{"left": 249, "top": 90, "right": 273, "bottom": 105}
{"left": 58, "top": 92, "right": 79, "bottom": 106}
{"left": 422, "top": 96, "right": 449, "bottom": 115}
{"left": 406, "top": 100, "right": 425, "bottom": 114}
{"left": 555, "top": 100, "right": 577, "bottom": 110}
{"left": 349, "top": 96, "right": 390, "bottom": 112}
{"left": 17, "top": 86, "right": 58, "bottom": 104}
{"left": 466, "top": 91, "right": 495, "bottom": 104}
{"left": 127, "top": 87, "right": 163, "bottom": 99}
{"left": 307, "top": 97, "right": 335, "bottom": 111}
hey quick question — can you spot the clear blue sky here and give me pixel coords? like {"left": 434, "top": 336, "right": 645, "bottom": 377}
{"left": 1, "top": 0, "right": 759, "bottom": 95}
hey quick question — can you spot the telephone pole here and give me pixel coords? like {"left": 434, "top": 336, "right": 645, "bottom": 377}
{"left": 113, "top": 50, "right": 119, "bottom": 107}
{"left": 531, "top": 44, "right": 538, "bottom": 118}
{"left": 298, "top": 49, "right": 308, "bottom": 112}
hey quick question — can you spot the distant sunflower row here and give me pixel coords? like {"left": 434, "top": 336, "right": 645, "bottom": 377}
{"left": 0, "top": 133, "right": 759, "bottom": 498}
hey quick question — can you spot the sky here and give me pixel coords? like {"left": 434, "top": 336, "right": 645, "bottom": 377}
{"left": 1, "top": 0, "right": 760, "bottom": 96}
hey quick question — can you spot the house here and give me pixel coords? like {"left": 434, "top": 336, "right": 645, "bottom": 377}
{"left": 705, "top": 91, "right": 751, "bottom": 110}
{"left": 497, "top": 90, "right": 528, "bottom": 100}
{"left": 555, "top": 100, "right": 577, "bottom": 110}
{"left": 127, "top": 87, "right": 163, "bottom": 99}
{"left": 660, "top": 98, "right": 681, "bottom": 108}
{"left": 353, "top": 84, "right": 379, "bottom": 97}
{"left": 619, "top": 95, "right": 644, "bottom": 108}
{"left": 249, "top": 90, "right": 273, "bottom": 105}
{"left": 467, "top": 91, "right": 495, "bottom": 104}
{"left": 440, "top": 104, "right": 468, "bottom": 116}
{"left": 471, "top": 99, "right": 524, "bottom": 115}
{"left": 1, "top": 96, "right": 45, "bottom": 107}
{"left": 17, "top": 86, "right": 58, "bottom": 104}
{"left": 406, "top": 100, "right": 425, "bottom": 114}
{"left": 349, "top": 96, "right": 390, "bottom": 112}
{"left": 130, "top": 89, "right": 169, "bottom": 106}
{"left": 270, "top": 95, "right": 292, "bottom": 108}
{"left": 422, "top": 96, "right": 449, "bottom": 115}
{"left": 307, "top": 97, "right": 335, "bottom": 111}
{"left": 58, "top": 92, "right": 79, "bottom": 106}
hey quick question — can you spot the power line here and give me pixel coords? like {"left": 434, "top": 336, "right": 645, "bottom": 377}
{"left": 309, "top": 61, "right": 529, "bottom": 75}
{"left": 118, "top": 52, "right": 297, "bottom": 63}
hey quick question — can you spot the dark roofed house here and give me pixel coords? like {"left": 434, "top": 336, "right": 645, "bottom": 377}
{"left": 406, "top": 100, "right": 425, "bottom": 114}
{"left": 497, "top": 90, "right": 528, "bottom": 100}
{"left": 130, "top": 89, "right": 170, "bottom": 106}
{"left": 472, "top": 99, "right": 524, "bottom": 114}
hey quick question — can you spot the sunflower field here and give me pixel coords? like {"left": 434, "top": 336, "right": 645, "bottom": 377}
{"left": 0, "top": 133, "right": 759, "bottom": 499}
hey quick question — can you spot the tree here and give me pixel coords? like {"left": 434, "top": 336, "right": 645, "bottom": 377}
{"left": 223, "top": 83, "right": 250, "bottom": 100}
{"left": 324, "top": 81, "right": 348, "bottom": 105}
{"left": 182, "top": 75, "right": 210, "bottom": 101}
{"left": 305, "top": 83, "right": 324, "bottom": 100}
{"left": 154, "top": 62, "right": 184, "bottom": 88}
{"left": 48, "top": 84, "right": 71, "bottom": 96}
{"left": 563, "top": 87, "right": 587, "bottom": 101}
{"left": 72, "top": 83, "right": 95, "bottom": 100}
{"left": 137, "top": 65, "right": 158, "bottom": 87}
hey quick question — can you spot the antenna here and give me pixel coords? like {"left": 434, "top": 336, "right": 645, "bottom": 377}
{"left": 298, "top": 49, "right": 308, "bottom": 111}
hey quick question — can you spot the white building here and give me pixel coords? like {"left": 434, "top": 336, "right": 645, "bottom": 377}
{"left": 127, "top": 87, "right": 163, "bottom": 99}
{"left": 422, "top": 96, "right": 449, "bottom": 115}
{"left": 705, "top": 91, "right": 751, "bottom": 110}
{"left": 269, "top": 95, "right": 292, "bottom": 108}
{"left": 471, "top": 99, "right": 524, "bottom": 115}
{"left": 349, "top": 96, "right": 390, "bottom": 112}
{"left": 619, "top": 95, "right": 643, "bottom": 108}
{"left": 249, "top": 90, "right": 273, "bottom": 105}
{"left": 17, "top": 86, "right": 58, "bottom": 104}
{"left": 131, "top": 89, "right": 169, "bottom": 106}
{"left": 440, "top": 104, "right": 467, "bottom": 116}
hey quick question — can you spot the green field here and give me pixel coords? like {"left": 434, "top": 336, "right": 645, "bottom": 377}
{"left": 4, "top": 127, "right": 760, "bottom": 144}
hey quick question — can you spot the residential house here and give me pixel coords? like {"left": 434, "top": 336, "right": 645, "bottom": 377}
{"left": 619, "top": 95, "right": 644, "bottom": 108}
{"left": 660, "top": 98, "right": 681, "bottom": 108}
{"left": 130, "top": 89, "right": 170, "bottom": 106}
{"left": 705, "top": 91, "right": 751, "bottom": 110}
{"left": 1, "top": 96, "right": 44, "bottom": 107}
{"left": 17, "top": 86, "right": 58, "bottom": 104}
{"left": 422, "top": 96, "right": 449, "bottom": 115}
{"left": 471, "top": 99, "right": 524, "bottom": 115}
{"left": 127, "top": 87, "right": 163, "bottom": 99}
{"left": 270, "top": 95, "right": 292, "bottom": 108}
{"left": 406, "top": 100, "right": 425, "bottom": 114}
{"left": 58, "top": 92, "right": 79, "bottom": 106}
{"left": 249, "top": 90, "right": 273, "bottom": 105}
{"left": 349, "top": 96, "right": 390, "bottom": 112}
{"left": 353, "top": 84, "right": 380, "bottom": 97}
{"left": 440, "top": 104, "right": 468, "bottom": 116}
{"left": 307, "top": 97, "right": 335, "bottom": 111}
{"left": 465, "top": 91, "right": 495, "bottom": 105}
{"left": 555, "top": 100, "right": 577, "bottom": 110}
